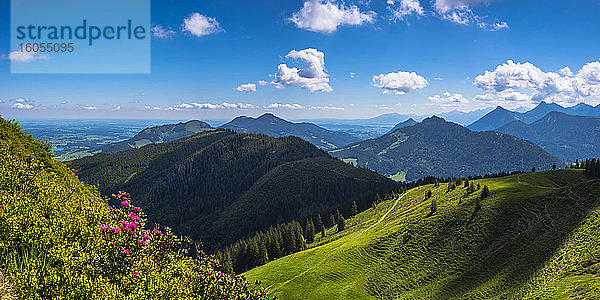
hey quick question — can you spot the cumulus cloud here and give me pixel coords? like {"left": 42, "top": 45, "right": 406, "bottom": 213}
{"left": 83, "top": 106, "right": 98, "bottom": 110}
{"left": 112, "top": 106, "right": 121, "bottom": 111}
{"left": 388, "top": 0, "right": 424, "bottom": 21}
{"left": 144, "top": 105, "right": 161, "bottom": 110}
{"left": 182, "top": 13, "right": 224, "bottom": 37}
{"left": 15, "top": 98, "right": 25, "bottom": 102}
{"left": 234, "top": 83, "right": 257, "bottom": 92}
{"left": 289, "top": 0, "right": 376, "bottom": 34}
{"left": 265, "top": 103, "right": 305, "bottom": 110}
{"left": 167, "top": 102, "right": 255, "bottom": 111}
{"left": 372, "top": 71, "right": 429, "bottom": 95}
{"left": 152, "top": 25, "right": 176, "bottom": 39}
{"left": 12, "top": 103, "right": 33, "bottom": 109}
{"left": 1, "top": 51, "right": 50, "bottom": 62}
{"left": 473, "top": 60, "right": 600, "bottom": 106}
{"left": 273, "top": 48, "right": 332, "bottom": 92}
{"left": 560, "top": 66, "right": 574, "bottom": 77}
{"left": 473, "top": 90, "right": 534, "bottom": 109}
{"left": 428, "top": 92, "right": 471, "bottom": 109}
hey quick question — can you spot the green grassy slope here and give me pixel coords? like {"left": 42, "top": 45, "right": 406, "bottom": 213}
{"left": 244, "top": 169, "right": 600, "bottom": 299}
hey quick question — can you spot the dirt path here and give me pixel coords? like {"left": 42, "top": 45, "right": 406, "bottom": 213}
{"left": 270, "top": 192, "right": 406, "bottom": 292}
{"left": 356, "top": 192, "right": 406, "bottom": 239}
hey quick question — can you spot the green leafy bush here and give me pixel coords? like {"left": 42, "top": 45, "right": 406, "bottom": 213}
{"left": 0, "top": 118, "right": 267, "bottom": 299}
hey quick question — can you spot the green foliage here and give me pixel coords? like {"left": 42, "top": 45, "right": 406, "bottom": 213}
{"left": 0, "top": 118, "right": 266, "bottom": 299}
{"left": 351, "top": 201, "right": 358, "bottom": 217}
{"left": 244, "top": 169, "right": 598, "bottom": 299}
{"left": 72, "top": 130, "right": 398, "bottom": 248}
{"left": 219, "top": 221, "right": 306, "bottom": 274}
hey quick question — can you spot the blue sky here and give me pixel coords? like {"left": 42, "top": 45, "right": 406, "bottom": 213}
{"left": 1, "top": 0, "right": 599, "bottom": 120}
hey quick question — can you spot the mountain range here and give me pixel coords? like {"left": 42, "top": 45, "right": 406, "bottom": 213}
{"left": 330, "top": 116, "right": 562, "bottom": 181}
{"left": 219, "top": 113, "right": 360, "bottom": 150}
{"left": 496, "top": 112, "right": 600, "bottom": 161}
{"left": 72, "top": 129, "right": 398, "bottom": 248}
{"left": 100, "top": 120, "right": 213, "bottom": 153}
{"left": 468, "top": 101, "right": 600, "bottom": 131}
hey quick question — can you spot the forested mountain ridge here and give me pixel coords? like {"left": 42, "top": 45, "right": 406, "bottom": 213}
{"left": 330, "top": 116, "right": 562, "bottom": 181}
{"left": 101, "top": 120, "right": 213, "bottom": 153}
{"left": 496, "top": 112, "right": 600, "bottom": 161}
{"left": 219, "top": 113, "right": 360, "bottom": 150}
{"left": 72, "top": 129, "right": 399, "bottom": 248}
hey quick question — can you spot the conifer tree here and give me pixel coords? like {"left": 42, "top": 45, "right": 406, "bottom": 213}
{"left": 305, "top": 218, "right": 315, "bottom": 243}
{"left": 531, "top": 166, "right": 536, "bottom": 173}
{"left": 351, "top": 201, "right": 358, "bottom": 217}
{"left": 337, "top": 214, "right": 346, "bottom": 232}
{"left": 481, "top": 185, "right": 490, "bottom": 200}
{"left": 552, "top": 163, "right": 557, "bottom": 170}
{"left": 316, "top": 214, "right": 325, "bottom": 237}
{"left": 329, "top": 213, "right": 336, "bottom": 228}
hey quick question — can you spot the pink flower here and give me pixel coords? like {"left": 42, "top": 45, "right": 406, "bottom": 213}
{"left": 121, "top": 201, "right": 130, "bottom": 207}
{"left": 128, "top": 212, "right": 140, "bottom": 221}
{"left": 152, "top": 229, "right": 162, "bottom": 235}
{"left": 134, "top": 207, "right": 141, "bottom": 212}
{"left": 120, "top": 249, "right": 130, "bottom": 256}
{"left": 143, "top": 234, "right": 150, "bottom": 240}
{"left": 113, "top": 227, "right": 121, "bottom": 233}
{"left": 138, "top": 239, "right": 145, "bottom": 244}
{"left": 100, "top": 224, "right": 109, "bottom": 230}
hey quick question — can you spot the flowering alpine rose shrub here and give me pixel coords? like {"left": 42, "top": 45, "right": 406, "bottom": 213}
{"left": 0, "top": 118, "right": 268, "bottom": 299}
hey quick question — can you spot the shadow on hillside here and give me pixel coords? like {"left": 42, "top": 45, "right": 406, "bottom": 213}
{"left": 427, "top": 178, "right": 600, "bottom": 298}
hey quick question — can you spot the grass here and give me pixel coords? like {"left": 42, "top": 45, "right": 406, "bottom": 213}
{"left": 244, "top": 169, "right": 600, "bottom": 299}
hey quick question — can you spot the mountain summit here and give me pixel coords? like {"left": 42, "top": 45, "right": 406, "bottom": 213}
{"left": 220, "top": 113, "right": 359, "bottom": 150}
{"left": 330, "top": 116, "right": 562, "bottom": 181}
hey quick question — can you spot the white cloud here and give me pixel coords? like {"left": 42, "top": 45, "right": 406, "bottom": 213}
{"left": 473, "top": 60, "right": 600, "bottom": 106}
{"left": 274, "top": 48, "right": 332, "bottom": 92}
{"left": 11, "top": 103, "right": 33, "bottom": 109}
{"left": 152, "top": 25, "right": 176, "bottom": 39}
{"left": 83, "top": 106, "right": 98, "bottom": 110}
{"left": 265, "top": 103, "right": 305, "bottom": 110}
{"left": 349, "top": 72, "right": 356, "bottom": 78}
{"left": 1, "top": 51, "right": 50, "bottom": 63}
{"left": 432, "top": 0, "right": 508, "bottom": 30}
{"left": 372, "top": 71, "right": 429, "bottom": 95}
{"left": 478, "top": 21, "right": 509, "bottom": 31}
{"left": 473, "top": 90, "right": 534, "bottom": 109}
{"left": 0, "top": 99, "right": 4, "bottom": 103}
{"left": 428, "top": 91, "right": 470, "bottom": 106}
{"left": 15, "top": 98, "right": 25, "bottom": 102}
{"left": 289, "top": 0, "right": 376, "bottom": 34}
{"left": 560, "top": 66, "right": 574, "bottom": 77}
{"left": 144, "top": 105, "right": 161, "bottom": 110}
{"left": 112, "top": 106, "right": 121, "bottom": 111}
{"left": 311, "top": 105, "right": 344, "bottom": 111}
{"left": 167, "top": 102, "right": 255, "bottom": 111}
{"left": 388, "top": 0, "right": 424, "bottom": 21}
{"left": 234, "top": 83, "right": 257, "bottom": 92}
{"left": 182, "top": 13, "right": 224, "bottom": 37}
